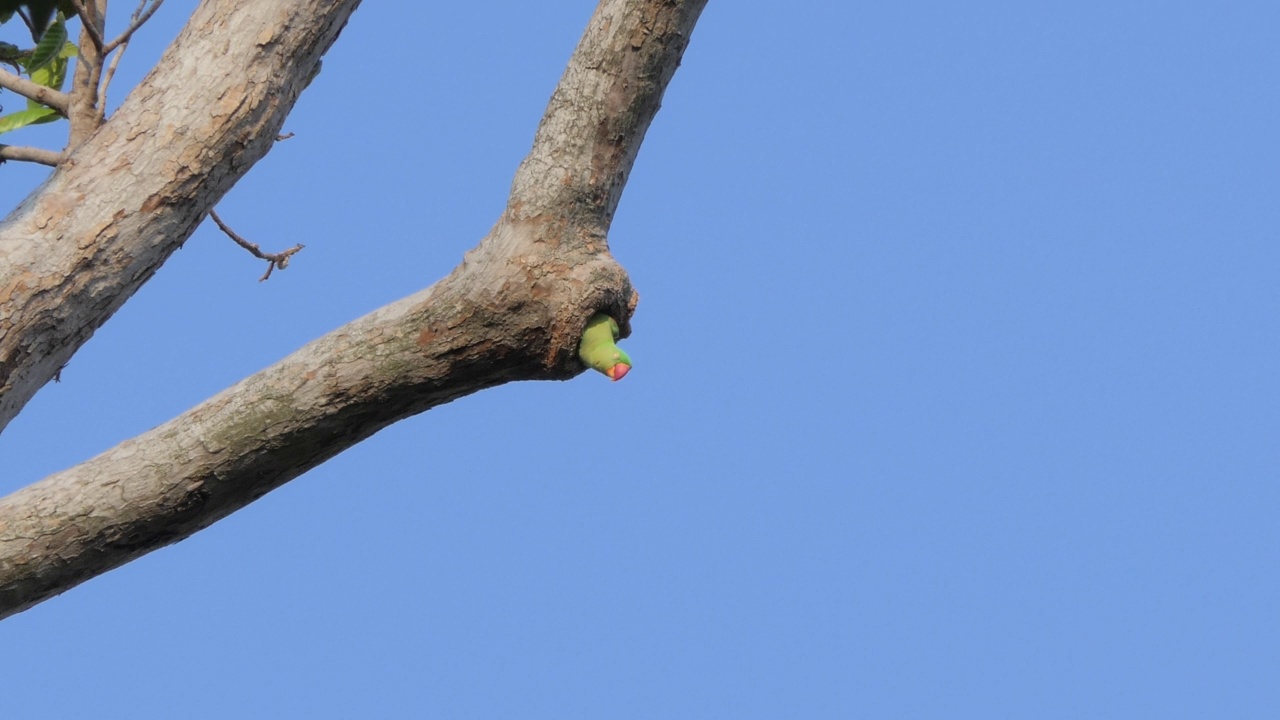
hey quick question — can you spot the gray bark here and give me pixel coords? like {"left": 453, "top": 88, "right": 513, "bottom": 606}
{"left": 0, "top": 0, "right": 361, "bottom": 432}
{"left": 0, "top": 0, "right": 707, "bottom": 619}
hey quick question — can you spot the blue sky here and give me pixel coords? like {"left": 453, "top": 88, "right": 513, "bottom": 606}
{"left": 2, "top": 1, "right": 1278, "bottom": 717}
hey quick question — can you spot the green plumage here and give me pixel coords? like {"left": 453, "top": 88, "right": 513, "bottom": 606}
{"left": 578, "top": 313, "right": 632, "bottom": 381}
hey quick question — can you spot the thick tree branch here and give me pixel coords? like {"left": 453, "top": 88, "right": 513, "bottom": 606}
{"left": 0, "top": 67, "right": 71, "bottom": 114}
{"left": 507, "top": 0, "right": 703, "bottom": 232}
{"left": 0, "top": 0, "right": 364, "bottom": 434}
{"left": 0, "top": 0, "right": 706, "bottom": 620}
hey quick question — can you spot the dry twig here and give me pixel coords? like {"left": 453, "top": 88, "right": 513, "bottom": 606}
{"left": 105, "top": 0, "right": 166, "bottom": 53}
{"left": 95, "top": 37, "right": 127, "bottom": 121}
{"left": 208, "top": 209, "right": 304, "bottom": 281}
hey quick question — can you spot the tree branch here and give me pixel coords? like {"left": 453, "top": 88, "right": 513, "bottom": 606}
{"left": 68, "top": 0, "right": 107, "bottom": 51}
{"left": 0, "top": 0, "right": 364, "bottom": 433}
{"left": 506, "top": 0, "right": 704, "bottom": 232}
{"left": 95, "top": 31, "right": 127, "bottom": 123}
{"left": 0, "top": 0, "right": 706, "bottom": 619}
{"left": 0, "top": 67, "right": 71, "bottom": 114}
{"left": 208, "top": 209, "right": 304, "bottom": 281}
{"left": 104, "top": 0, "right": 166, "bottom": 53}
{"left": 0, "top": 144, "right": 62, "bottom": 165}
{"left": 66, "top": 0, "right": 106, "bottom": 148}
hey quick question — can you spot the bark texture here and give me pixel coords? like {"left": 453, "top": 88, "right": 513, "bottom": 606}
{"left": 0, "top": 0, "right": 361, "bottom": 433}
{"left": 0, "top": 0, "right": 706, "bottom": 619}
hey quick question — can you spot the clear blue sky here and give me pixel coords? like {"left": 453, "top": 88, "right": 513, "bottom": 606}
{"left": 2, "top": 1, "right": 1278, "bottom": 717}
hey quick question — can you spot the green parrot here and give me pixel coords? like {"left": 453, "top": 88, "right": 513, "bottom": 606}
{"left": 577, "top": 313, "right": 631, "bottom": 381}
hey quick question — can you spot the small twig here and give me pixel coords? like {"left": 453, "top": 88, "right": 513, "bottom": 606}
{"left": 276, "top": 132, "right": 295, "bottom": 141}
{"left": 96, "top": 28, "right": 130, "bottom": 122}
{"left": 68, "top": 0, "right": 106, "bottom": 51}
{"left": 105, "top": 0, "right": 166, "bottom": 53}
{"left": 0, "top": 68, "right": 71, "bottom": 114}
{"left": 0, "top": 144, "right": 62, "bottom": 166}
{"left": 209, "top": 209, "right": 304, "bottom": 282}
{"left": 95, "top": 0, "right": 159, "bottom": 121}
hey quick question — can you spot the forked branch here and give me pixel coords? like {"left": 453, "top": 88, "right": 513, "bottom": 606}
{"left": 209, "top": 209, "right": 304, "bottom": 281}
{"left": 67, "top": 0, "right": 106, "bottom": 51}
{"left": 0, "top": 0, "right": 707, "bottom": 620}
{"left": 105, "top": 0, "right": 166, "bottom": 53}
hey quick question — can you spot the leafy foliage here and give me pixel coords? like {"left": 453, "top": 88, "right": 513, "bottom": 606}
{"left": 0, "top": 13, "right": 74, "bottom": 135}
{"left": 24, "top": 8, "right": 64, "bottom": 71}
{"left": 0, "top": 103, "right": 55, "bottom": 132}
{"left": 0, "top": 1, "right": 73, "bottom": 40}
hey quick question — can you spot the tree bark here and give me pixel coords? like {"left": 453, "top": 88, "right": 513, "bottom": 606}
{"left": 0, "top": 0, "right": 706, "bottom": 619}
{"left": 0, "top": 0, "right": 362, "bottom": 434}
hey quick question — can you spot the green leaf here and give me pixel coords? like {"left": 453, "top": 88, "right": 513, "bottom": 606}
{"left": 27, "top": 59, "right": 64, "bottom": 108}
{"left": 0, "top": 104, "right": 59, "bottom": 135}
{"left": 24, "top": 14, "right": 65, "bottom": 73}
{"left": 25, "top": 41, "right": 74, "bottom": 107}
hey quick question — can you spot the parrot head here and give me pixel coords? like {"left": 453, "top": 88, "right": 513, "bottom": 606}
{"left": 578, "top": 313, "right": 632, "bottom": 381}
{"left": 606, "top": 357, "right": 631, "bottom": 381}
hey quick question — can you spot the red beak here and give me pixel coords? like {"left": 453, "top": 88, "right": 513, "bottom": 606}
{"left": 607, "top": 363, "right": 630, "bottom": 381}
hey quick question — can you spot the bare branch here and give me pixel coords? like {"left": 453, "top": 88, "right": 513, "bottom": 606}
{"left": 0, "top": 0, "right": 706, "bottom": 619}
{"left": 95, "top": 33, "right": 128, "bottom": 123}
{"left": 506, "top": 0, "right": 706, "bottom": 232}
{"left": 104, "top": 0, "right": 166, "bottom": 53}
{"left": 0, "top": 145, "right": 62, "bottom": 166}
{"left": 0, "top": 0, "right": 364, "bottom": 430}
{"left": 0, "top": 67, "right": 71, "bottom": 114}
{"left": 92, "top": 0, "right": 163, "bottom": 120}
{"left": 68, "top": 0, "right": 106, "bottom": 51}
{"left": 209, "top": 209, "right": 305, "bottom": 281}
{"left": 66, "top": 0, "right": 107, "bottom": 148}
